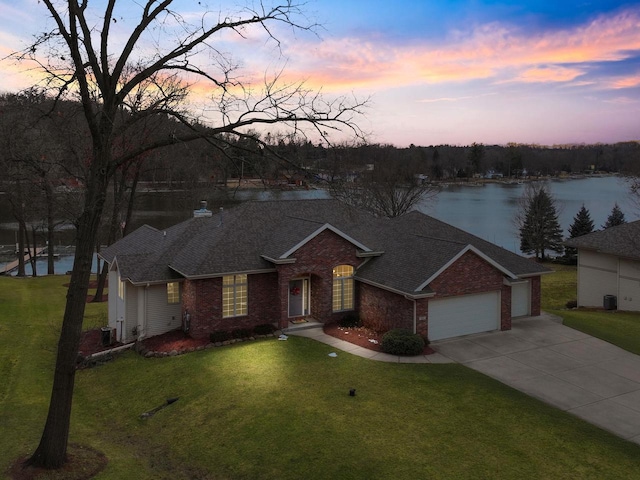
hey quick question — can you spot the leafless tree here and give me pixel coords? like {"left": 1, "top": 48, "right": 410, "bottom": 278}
{"left": 328, "top": 147, "right": 438, "bottom": 217}
{"left": 9, "top": 0, "right": 365, "bottom": 469}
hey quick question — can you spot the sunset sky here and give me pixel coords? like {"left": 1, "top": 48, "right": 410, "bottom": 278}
{"left": 1, "top": 0, "right": 639, "bottom": 146}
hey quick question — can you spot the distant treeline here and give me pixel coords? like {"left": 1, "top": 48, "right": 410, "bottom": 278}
{"left": 1, "top": 92, "right": 639, "bottom": 191}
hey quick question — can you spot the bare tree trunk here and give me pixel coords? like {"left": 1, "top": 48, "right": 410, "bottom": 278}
{"left": 29, "top": 225, "right": 38, "bottom": 277}
{"left": 16, "top": 221, "right": 26, "bottom": 277}
{"left": 92, "top": 261, "right": 109, "bottom": 302}
{"left": 94, "top": 160, "right": 141, "bottom": 300}
{"left": 45, "top": 180, "right": 56, "bottom": 275}
{"left": 26, "top": 165, "right": 109, "bottom": 468}
{"left": 123, "top": 164, "right": 141, "bottom": 236}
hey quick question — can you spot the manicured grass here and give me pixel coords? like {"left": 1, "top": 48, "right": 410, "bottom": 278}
{"left": 541, "top": 263, "right": 640, "bottom": 355}
{"left": 2, "top": 276, "right": 640, "bottom": 479}
{"left": 540, "top": 263, "right": 577, "bottom": 311}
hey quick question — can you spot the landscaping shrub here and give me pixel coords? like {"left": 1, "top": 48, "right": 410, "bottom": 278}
{"left": 232, "top": 328, "right": 252, "bottom": 339}
{"left": 209, "top": 330, "right": 231, "bottom": 343}
{"left": 253, "top": 323, "right": 276, "bottom": 335}
{"left": 381, "top": 329, "right": 425, "bottom": 356}
{"left": 339, "top": 313, "right": 361, "bottom": 328}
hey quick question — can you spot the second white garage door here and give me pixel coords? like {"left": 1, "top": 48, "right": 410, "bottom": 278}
{"left": 429, "top": 291, "right": 500, "bottom": 341}
{"left": 511, "top": 281, "right": 530, "bottom": 317}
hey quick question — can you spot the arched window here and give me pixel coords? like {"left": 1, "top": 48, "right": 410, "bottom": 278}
{"left": 332, "top": 265, "right": 354, "bottom": 312}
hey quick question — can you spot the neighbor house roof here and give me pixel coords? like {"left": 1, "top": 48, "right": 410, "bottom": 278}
{"left": 564, "top": 220, "right": 640, "bottom": 261}
{"left": 100, "top": 199, "right": 550, "bottom": 294}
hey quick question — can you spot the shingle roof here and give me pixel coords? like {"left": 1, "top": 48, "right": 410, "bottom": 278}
{"left": 564, "top": 220, "right": 640, "bottom": 261}
{"left": 101, "top": 199, "right": 550, "bottom": 292}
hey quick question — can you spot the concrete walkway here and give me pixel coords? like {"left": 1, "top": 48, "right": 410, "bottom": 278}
{"left": 288, "top": 314, "right": 640, "bottom": 445}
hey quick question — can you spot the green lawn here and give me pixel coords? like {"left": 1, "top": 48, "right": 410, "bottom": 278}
{"left": 541, "top": 263, "right": 640, "bottom": 355}
{"left": 2, "top": 276, "right": 640, "bottom": 479}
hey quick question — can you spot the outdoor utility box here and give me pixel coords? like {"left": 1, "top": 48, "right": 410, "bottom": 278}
{"left": 101, "top": 327, "right": 112, "bottom": 347}
{"left": 603, "top": 295, "right": 617, "bottom": 311}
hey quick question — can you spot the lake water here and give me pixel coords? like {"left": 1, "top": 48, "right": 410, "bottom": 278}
{"left": 422, "top": 176, "right": 636, "bottom": 253}
{"left": 1, "top": 175, "right": 636, "bottom": 274}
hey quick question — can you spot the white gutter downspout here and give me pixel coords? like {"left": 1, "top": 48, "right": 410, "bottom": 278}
{"left": 405, "top": 295, "right": 417, "bottom": 334}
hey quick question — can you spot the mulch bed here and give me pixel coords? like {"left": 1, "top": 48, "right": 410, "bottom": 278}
{"left": 323, "top": 324, "right": 435, "bottom": 355}
{"left": 78, "top": 329, "right": 122, "bottom": 357}
{"left": 79, "top": 324, "right": 435, "bottom": 358}
{"left": 139, "top": 329, "right": 210, "bottom": 353}
{"left": 78, "top": 329, "right": 210, "bottom": 357}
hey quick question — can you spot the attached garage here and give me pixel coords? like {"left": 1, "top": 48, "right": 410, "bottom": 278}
{"left": 428, "top": 291, "right": 500, "bottom": 341}
{"left": 511, "top": 281, "right": 530, "bottom": 317}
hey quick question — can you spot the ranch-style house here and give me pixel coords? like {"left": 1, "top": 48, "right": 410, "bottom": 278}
{"left": 100, "top": 199, "right": 550, "bottom": 344}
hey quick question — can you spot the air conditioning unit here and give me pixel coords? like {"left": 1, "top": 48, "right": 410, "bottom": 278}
{"left": 603, "top": 295, "right": 617, "bottom": 311}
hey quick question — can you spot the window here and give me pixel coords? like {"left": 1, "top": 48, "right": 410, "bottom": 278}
{"left": 118, "top": 276, "right": 125, "bottom": 300}
{"left": 332, "top": 265, "right": 354, "bottom": 312}
{"left": 167, "top": 282, "right": 180, "bottom": 304}
{"left": 223, "top": 274, "right": 248, "bottom": 317}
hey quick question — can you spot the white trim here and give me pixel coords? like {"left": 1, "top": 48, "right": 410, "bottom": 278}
{"left": 356, "top": 250, "right": 384, "bottom": 258}
{"left": 517, "top": 271, "right": 553, "bottom": 278}
{"left": 279, "top": 223, "right": 372, "bottom": 259}
{"left": 355, "top": 276, "right": 436, "bottom": 299}
{"left": 415, "top": 245, "right": 517, "bottom": 292}
{"left": 261, "top": 255, "right": 297, "bottom": 265}
{"left": 288, "top": 276, "right": 311, "bottom": 318}
{"left": 108, "top": 257, "right": 119, "bottom": 272}
{"left": 168, "top": 266, "right": 276, "bottom": 281}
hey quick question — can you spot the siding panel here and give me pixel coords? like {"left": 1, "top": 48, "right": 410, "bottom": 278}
{"left": 146, "top": 284, "right": 182, "bottom": 338}
{"left": 578, "top": 250, "right": 618, "bottom": 308}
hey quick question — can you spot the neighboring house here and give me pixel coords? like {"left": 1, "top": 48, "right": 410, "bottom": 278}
{"left": 564, "top": 221, "right": 640, "bottom": 311}
{"left": 99, "top": 199, "right": 550, "bottom": 344}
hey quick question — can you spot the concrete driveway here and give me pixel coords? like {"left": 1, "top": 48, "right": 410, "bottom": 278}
{"left": 433, "top": 313, "right": 640, "bottom": 445}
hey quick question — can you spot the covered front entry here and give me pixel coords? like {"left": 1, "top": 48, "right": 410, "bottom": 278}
{"left": 288, "top": 278, "right": 310, "bottom": 317}
{"left": 428, "top": 291, "right": 500, "bottom": 341}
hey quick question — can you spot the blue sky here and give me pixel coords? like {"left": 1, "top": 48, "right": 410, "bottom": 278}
{"left": 1, "top": 0, "right": 639, "bottom": 146}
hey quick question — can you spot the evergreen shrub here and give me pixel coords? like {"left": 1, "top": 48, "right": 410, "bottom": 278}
{"left": 381, "top": 329, "right": 425, "bottom": 356}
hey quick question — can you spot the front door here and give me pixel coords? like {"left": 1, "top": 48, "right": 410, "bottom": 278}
{"left": 288, "top": 278, "right": 310, "bottom": 317}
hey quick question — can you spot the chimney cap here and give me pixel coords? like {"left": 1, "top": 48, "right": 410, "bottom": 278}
{"left": 193, "top": 200, "right": 212, "bottom": 218}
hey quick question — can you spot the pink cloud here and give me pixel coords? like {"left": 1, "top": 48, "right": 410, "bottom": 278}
{"left": 610, "top": 74, "right": 640, "bottom": 89}
{"left": 512, "top": 66, "right": 585, "bottom": 83}
{"left": 278, "top": 8, "right": 640, "bottom": 92}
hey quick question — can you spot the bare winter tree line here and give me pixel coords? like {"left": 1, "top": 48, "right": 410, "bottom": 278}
{"left": 2, "top": 93, "right": 640, "bottom": 248}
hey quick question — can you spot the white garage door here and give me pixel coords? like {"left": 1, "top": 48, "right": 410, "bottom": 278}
{"left": 429, "top": 291, "right": 500, "bottom": 341}
{"left": 511, "top": 281, "right": 530, "bottom": 317}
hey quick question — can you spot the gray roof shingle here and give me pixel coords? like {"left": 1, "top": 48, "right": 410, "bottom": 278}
{"left": 564, "top": 220, "right": 640, "bottom": 260}
{"left": 101, "top": 199, "right": 550, "bottom": 292}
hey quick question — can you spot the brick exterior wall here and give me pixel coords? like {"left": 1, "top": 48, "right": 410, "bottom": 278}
{"left": 359, "top": 252, "right": 516, "bottom": 340}
{"left": 359, "top": 283, "right": 414, "bottom": 332}
{"left": 530, "top": 276, "right": 541, "bottom": 316}
{"left": 183, "top": 272, "right": 279, "bottom": 339}
{"left": 429, "top": 251, "right": 505, "bottom": 297}
{"left": 428, "top": 250, "right": 512, "bottom": 334}
{"left": 180, "top": 236, "right": 543, "bottom": 341}
{"left": 183, "top": 228, "right": 364, "bottom": 336}
{"left": 275, "top": 229, "right": 363, "bottom": 329}
{"left": 501, "top": 284, "right": 512, "bottom": 331}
